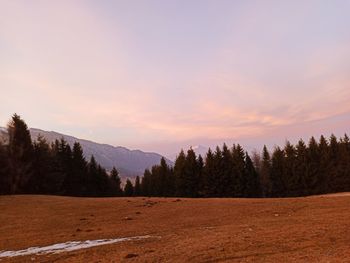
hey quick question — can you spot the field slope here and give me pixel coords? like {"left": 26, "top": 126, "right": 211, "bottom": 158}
{"left": 0, "top": 194, "right": 350, "bottom": 262}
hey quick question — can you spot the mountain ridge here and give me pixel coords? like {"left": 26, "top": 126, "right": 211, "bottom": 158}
{"left": 0, "top": 127, "right": 173, "bottom": 178}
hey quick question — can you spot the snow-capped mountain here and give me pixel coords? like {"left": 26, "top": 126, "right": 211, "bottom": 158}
{"left": 167, "top": 145, "right": 209, "bottom": 161}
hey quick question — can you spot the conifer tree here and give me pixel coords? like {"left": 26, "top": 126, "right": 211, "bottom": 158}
{"left": 96, "top": 164, "right": 110, "bottom": 196}
{"left": 221, "top": 144, "right": 233, "bottom": 197}
{"left": 7, "top": 114, "right": 34, "bottom": 193}
{"left": 29, "top": 135, "right": 57, "bottom": 194}
{"left": 212, "top": 146, "right": 224, "bottom": 197}
{"left": 196, "top": 154, "right": 204, "bottom": 196}
{"left": 141, "top": 169, "right": 152, "bottom": 196}
{"left": 183, "top": 148, "right": 200, "bottom": 197}
{"left": 110, "top": 167, "right": 122, "bottom": 196}
{"left": 328, "top": 134, "right": 341, "bottom": 192}
{"left": 0, "top": 142, "right": 10, "bottom": 194}
{"left": 260, "top": 145, "right": 271, "bottom": 197}
{"left": 174, "top": 150, "right": 186, "bottom": 196}
{"left": 202, "top": 148, "right": 215, "bottom": 197}
{"left": 337, "top": 134, "right": 350, "bottom": 191}
{"left": 124, "top": 179, "right": 134, "bottom": 196}
{"left": 270, "top": 147, "right": 285, "bottom": 197}
{"left": 134, "top": 176, "right": 141, "bottom": 196}
{"left": 231, "top": 144, "right": 245, "bottom": 197}
{"left": 87, "top": 155, "right": 98, "bottom": 196}
{"left": 244, "top": 152, "right": 261, "bottom": 197}
{"left": 62, "top": 142, "right": 87, "bottom": 196}
{"left": 283, "top": 141, "right": 297, "bottom": 196}
{"left": 305, "top": 137, "right": 319, "bottom": 195}
{"left": 318, "top": 135, "right": 330, "bottom": 193}
{"left": 295, "top": 139, "right": 307, "bottom": 196}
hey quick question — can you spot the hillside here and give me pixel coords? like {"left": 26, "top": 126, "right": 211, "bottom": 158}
{"left": 0, "top": 194, "right": 349, "bottom": 262}
{"left": 0, "top": 127, "right": 173, "bottom": 177}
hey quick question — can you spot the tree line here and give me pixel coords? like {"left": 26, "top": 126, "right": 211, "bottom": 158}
{"left": 1, "top": 114, "right": 350, "bottom": 197}
{"left": 130, "top": 136, "right": 350, "bottom": 198}
{"left": 0, "top": 114, "right": 124, "bottom": 196}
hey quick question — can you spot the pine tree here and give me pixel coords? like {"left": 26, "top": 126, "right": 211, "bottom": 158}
{"left": 260, "top": 145, "right": 271, "bottom": 197}
{"left": 141, "top": 169, "right": 152, "bottom": 196}
{"left": 87, "top": 155, "right": 98, "bottom": 196}
{"left": 295, "top": 139, "right": 307, "bottom": 196}
{"left": 110, "top": 167, "right": 122, "bottom": 196}
{"left": 283, "top": 141, "right": 297, "bottom": 196}
{"left": 62, "top": 142, "right": 87, "bottom": 196}
{"left": 221, "top": 144, "right": 233, "bottom": 197}
{"left": 212, "top": 146, "right": 224, "bottom": 197}
{"left": 7, "top": 114, "right": 34, "bottom": 193}
{"left": 196, "top": 155, "right": 204, "bottom": 197}
{"left": 134, "top": 176, "right": 141, "bottom": 196}
{"left": 96, "top": 164, "right": 110, "bottom": 196}
{"left": 270, "top": 147, "right": 285, "bottom": 197}
{"left": 231, "top": 144, "right": 246, "bottom": 197}
{"left": 318, "top": 135, "right": 330, "bottom": 193}
{"left": 29, "top": 135, "right": 56, "bottom": 194}
{"left": 182, "top": 148, "right": 199, "bottom": 197}
{"left": 0, "top": 142, "right": 10, "bottom": 194}
{"left": 174, "top": 150, "right": 186, "bottom": 196}
{"left": 328, "top": 134, "right": 340, "bottom": 192}
{"left": 124, "top": 179, "right": 134, "bottom": 196}
{"left": 305, "top": 137, "right": 319, "bottom": 195}
{"left": 202, "top": 148, "right": 215, "bottom": 197}
{"left": 337, "top": 134, "right": 350, "bottom": 191}
{"left": 244, "top": 152, "right": 261, "bottom": 197}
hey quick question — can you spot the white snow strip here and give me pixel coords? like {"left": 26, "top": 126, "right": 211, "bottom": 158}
{"left": 0, "top": 235, "right": 153, "bottom": 258}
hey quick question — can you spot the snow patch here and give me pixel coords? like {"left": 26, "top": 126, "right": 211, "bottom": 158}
{"left": 0, "top": 235, "right": 154, "bottom": 258}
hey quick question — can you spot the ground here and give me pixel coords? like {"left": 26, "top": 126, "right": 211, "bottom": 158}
{"left": 0, "top": 194, "right": 350, "bottom": 262}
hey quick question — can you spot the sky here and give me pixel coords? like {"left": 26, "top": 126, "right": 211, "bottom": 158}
{"left": 1, "top": 0, "right": 350, "bottom": 157}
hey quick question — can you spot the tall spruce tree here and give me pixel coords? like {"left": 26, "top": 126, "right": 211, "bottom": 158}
{"left": 141, "top": 169, "right": 152, "bottom": 196}
{"left": 196, "top": 155, "right": 204, "bottom": 197}
{"left": 260, "top": 145, "right": 271, "bottom": 197}
{"left": 202, "top": 148, "right": 215, "bottom": 197}
{"left": 270, "top": 147, "right": 285, "bottom": 197}
{"left": 29, "top": 135, "right": 57, "bottom": 194}
{"left": 134, "top": 176, "right": 141, "bottom": 196}
{"left": 221, "top": 144, "right": 233, "bottom": 197}
{"left": 283, "top": 141, "right": 297, "bottom": 196}
{"left": 110, "top": 167, "right": 122, "bottom": 196}
{"left": 306, "top": 137, "right": 319, "bottom": 195}
{"left": 174, "top": 150, "right": 186, "bottom": 196}
{"left": 0, "top": 142, "right": 10, "bottom": 194}
{"left": 337, "top": 134, "right": 350, "bottom": 191}
{"left": 183, "top": 148, "right": 199, "bottom": 197}
{"left": 244, "top": 152, "right": 261, "bottom": 197}
{"left": 7, "top": 114, "right": 34, "bottom": 194}
{"left": 329, "top": 134, "right": 341, "bottom": 192}
{"left": 231, "top": 144, "right": 246, "bottom": 197}
{"left": 124, "top": 179, "right": 134, "bottom": 196}
{"left": 318, "top": 135, "right": 330, "bottom": 193}
{"left": 295, "top": 139, "right": 307, "bottom": 196}
{"left": 212, "top": 146, "right": 224, "bottom": 197}
{"left": 62, "top": 142, "right": 87, "bottom": 196}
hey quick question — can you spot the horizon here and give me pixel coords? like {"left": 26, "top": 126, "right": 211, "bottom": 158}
{"left": 1, "top": 1, "right": 350, "bottom": 157}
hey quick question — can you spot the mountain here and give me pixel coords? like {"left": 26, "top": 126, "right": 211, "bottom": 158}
{"left": 192, "top": 145, "right": 210, "bottom": 158}
{"left": 167, "top": 145, "right": 209, "bottom": 161}
{"left": 0, "top": 127, "right": 173, "bottom": 177}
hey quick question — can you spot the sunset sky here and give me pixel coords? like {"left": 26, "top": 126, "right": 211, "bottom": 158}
{"left": 1, "top": 0, "right": 350, "bottom": 156}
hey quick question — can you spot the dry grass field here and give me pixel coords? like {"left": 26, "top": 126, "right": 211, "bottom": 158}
{"left": 1, "top": 194, "right": 350, "bottom": 262}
